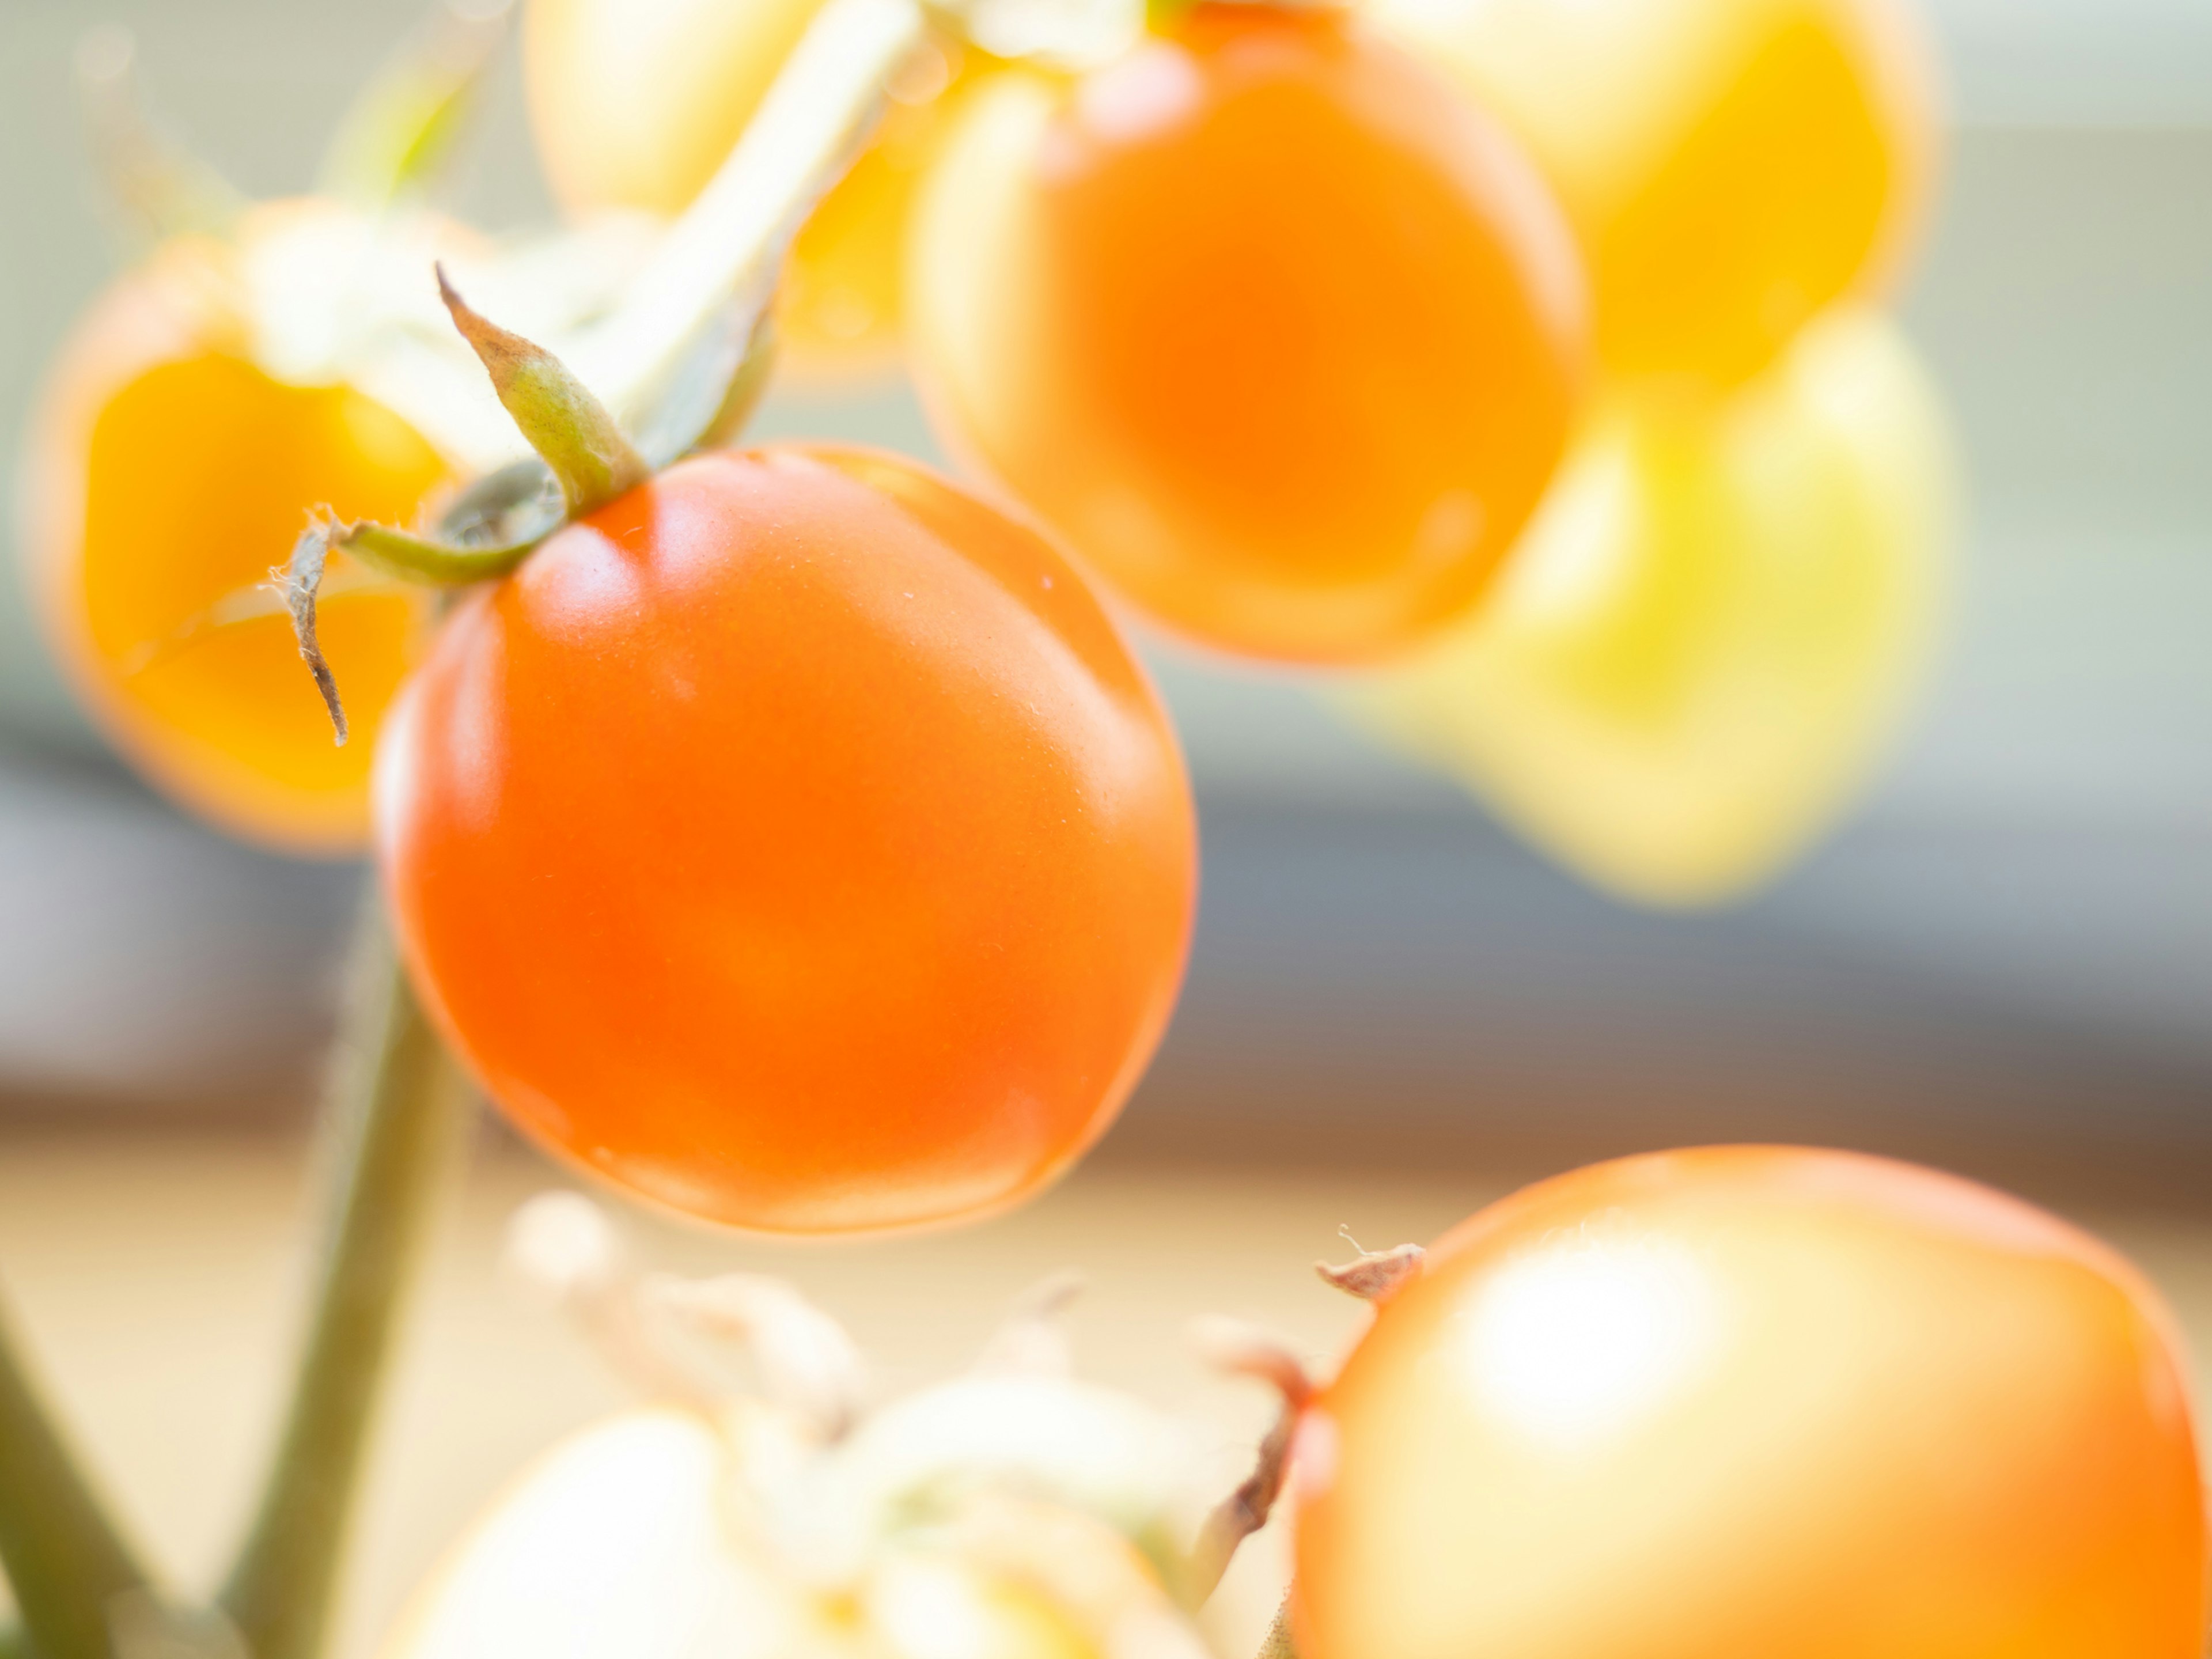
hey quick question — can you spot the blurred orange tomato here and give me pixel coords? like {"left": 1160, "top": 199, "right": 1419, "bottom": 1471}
{"left": 20, "top": 201, "right": 450, "bottom": 855}
{"left": 522, "top": 0, "right": 967, "bottom": 373}
{"left": 1344, "top": 307, "right": 1953, "bottom": 906}
{"left": 906, "top": 5, "right": 1588, "bottom": 664}
{"left": 378, "top": 445, "right": 1196, "bottom": 1234}
{"left": 1297, "top": 1146, "right": 2209, "bottom": 1659}
{"left": 1371, "top": 0, "right": 1939, "bottom": 387}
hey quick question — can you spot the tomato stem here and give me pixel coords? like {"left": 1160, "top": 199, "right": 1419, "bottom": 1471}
{"left": 218, "top": 900, "right": 473, "bottom": 1659}
{"left": 560, "top": 0, "right": 926, "bottom": 441}
{"left": 1256, "top": 1599, "right": 1300, "bottom": 1659}
{"left": 0, "top": 1293, "right": 154, "bottom": 1659}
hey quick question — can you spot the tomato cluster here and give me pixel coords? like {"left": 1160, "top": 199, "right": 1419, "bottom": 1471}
{"left": 19, "top": 5, "right": 2207, "bottom": 1656}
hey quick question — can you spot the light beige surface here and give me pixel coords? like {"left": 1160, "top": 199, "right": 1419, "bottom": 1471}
{"left": 0, "top": 1132, "right": 2206, "bottom": 1659}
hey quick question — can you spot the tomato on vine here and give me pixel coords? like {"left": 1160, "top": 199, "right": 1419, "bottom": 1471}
{"left": 907, "top": 2, "right": 1588, "bottom": 663}
{"left": 332, "top": 275, "right": 1196, "bottom": 1235}
{"left": 1296, "top": 1147, "right": 2209, "bottom": 1659}
{"left": 1370, "top": 0, "right": 1940, "bottom": 387}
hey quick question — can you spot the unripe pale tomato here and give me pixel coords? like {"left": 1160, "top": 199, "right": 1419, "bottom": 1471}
{"left": 1369, "top": 0, "right": 1939, "bottom": 387}
{"left": 377, "top": 446, "right": 1196, "bottom": 1234}
{"left": 521, "top": 0, "right": 969, "bottom": 373}
{"left": 1296, "top": 1147, "right": 2209, "bottom": 1659}
{"left": 1344, "top": 308, "right": 1952, "bottom": 906}
{"left": 383, "top": 1377, "right": 1206, "bottom": 1659}
{"left": 20, "top": 202, "right": 453, "bottom": 855}
{"left": 906, "top": 5, "right": 1588, "bottom": 664}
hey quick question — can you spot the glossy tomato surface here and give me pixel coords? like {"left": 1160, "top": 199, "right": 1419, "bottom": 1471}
{"left": 1345, "top": 308, "right": 1954, "bottom": 906}
{"left": 1371, "top": 0, "right": 1938, "bottom": 386}
{"left": 377, "top": 446, "right": 1196, "bottom": 1234}
{"left": 907, "top": 6, "right": 1587, "bottom": 663}
{"left": 1297, "top": 1147, "right": 2209, "bottom": 1659}
{"left": 21, "top": 209, "right": 449, "bottom": 854}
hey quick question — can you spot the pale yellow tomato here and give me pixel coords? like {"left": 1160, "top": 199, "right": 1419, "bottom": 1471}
{"left": 381, "top": 1391, "right": 1210, "bottom": 1659}
{"left": 1370, "top": 0, "right": 1940, "bottom": 387}
{"left": 1296, "top": 1146, "right": 2210, "bottom": 1659}
{"left": 1344, "top": 307, "right": 1954, "bottom": 905}
{"left": 522, "top": 0, "right": 972, "bottom": 373}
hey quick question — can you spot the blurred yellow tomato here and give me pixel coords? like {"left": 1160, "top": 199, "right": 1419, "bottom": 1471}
{"left": 20, "top": 202, "right": 452, "bottom": 855}
{"left": 1345, "top": 308, "right": 1953, "bottom": 905}
{"left": 1296, "top": 1146, "right": 2210, "bottom": 1659}
{"left": 523, "top": 0, "right": 968, "bottom": 373}
{"left": 1371, "top": 0, "right": 1940, "bottom": 387}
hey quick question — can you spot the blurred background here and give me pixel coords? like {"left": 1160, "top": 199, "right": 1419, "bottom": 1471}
{"left": 0, "top": 1, "right": 2207, "bottom": 1653}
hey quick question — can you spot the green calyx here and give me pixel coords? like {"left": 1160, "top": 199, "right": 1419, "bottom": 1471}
{"left": 434, "top": 266, "right": 651, "bottom": 519}
{"left": 283, "top": 271, "right": 663, "bottom": 745}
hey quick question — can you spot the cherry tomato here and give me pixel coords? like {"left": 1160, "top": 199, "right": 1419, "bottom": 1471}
{"left": 376, "top": 445, "right": 1196, "bottom": 1234}
{"left": 1345, "top": 308, "right": 1952, "bottom": 905}
{"left": 21, "top": 203, "right": 451, "bottom": 855}
{"left": 522, "top": 0, "right": 971, "bottom": 373}
{"left": 382, "top": 1386, "right": 1205, "bottom": 1659}
{"left": 906, "top": 5, "right": 1588, "bottom": 664}
{"left": 1370, "top": 0, "right": 1940, "bottom": 387}
{"left": 1296, "top": 1147, "right": 2209, "bottom": 1659}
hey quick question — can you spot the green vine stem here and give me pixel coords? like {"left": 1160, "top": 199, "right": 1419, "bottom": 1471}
{"left": 0, "top": 1296, "right": 151, "bottom": 1659}
{"left": 217, "top": 901, "right": 473, "bottom": 1659}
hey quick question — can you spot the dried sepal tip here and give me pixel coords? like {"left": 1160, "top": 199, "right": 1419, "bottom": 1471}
{"left": 1186, "top": 1317, "right": 1315, "bottom": 1601}
{"left": 1315, "top": 1234, "right": 1425, "bottom": 1304}
{"left": 278, "top": 516, "right": 349, "bottom": 747}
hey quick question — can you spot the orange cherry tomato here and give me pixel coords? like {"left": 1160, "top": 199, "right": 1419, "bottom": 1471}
{"left": 906, "top": 5, "right": 1588, "bottom": 664}
{"left": 21, "top": 203, "right": 451, "bottom": 855}
{"left": 1370, "top": 0, "right": 1940, "bottom": 387}
{"left": 1297, "top": 1147, "right": 2209, "bottom": 1659}
{"left": 376, "top": 445, "right": 1196, "bottom": 1234}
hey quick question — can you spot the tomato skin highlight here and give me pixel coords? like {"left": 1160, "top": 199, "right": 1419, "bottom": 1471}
{"left": 21, "top": 208, "right": 449, "bottom": 855}
{"left": 376, "top": 446, "right": 1197, "bottom": 1234}
{"left": 907, "top": 6, "right": 1588, "bottom": 664}
{"left": 1296, "top": 1147, "right": 2210, "bottom": 1659}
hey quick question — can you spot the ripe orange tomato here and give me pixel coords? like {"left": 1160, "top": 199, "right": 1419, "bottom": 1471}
{"left": 1369, "top": 0, "right": 1940, "bottom": 387}
{"left": 521, "top": 0, "right": 971, "bottom": 374}
{"left": 906, "top": 5, "right": 1588, "bottom": 664}
{"left": 376, "top": 445, "right": 1196, "bottom": 1234}
{"left": 1296, "top": 1147, "right": 2209, "bottom": 1659}
{"left": 21, "top": 203, "right": 452, "bottom": 855}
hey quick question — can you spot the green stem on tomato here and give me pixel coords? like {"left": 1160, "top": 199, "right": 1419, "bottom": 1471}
{"left": 0, "top": 1297, "right": 151, "bottom": 1659}
{"left": 217, "top": 900, "right": 473, "bottom": 1659}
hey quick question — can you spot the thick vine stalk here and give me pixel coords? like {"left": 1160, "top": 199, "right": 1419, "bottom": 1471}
{"left": 0, "top": 1297, "right": 151, "bottom": 1659}
{"left": 216, "top": 905, "right": 472, "bottom": 1659}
